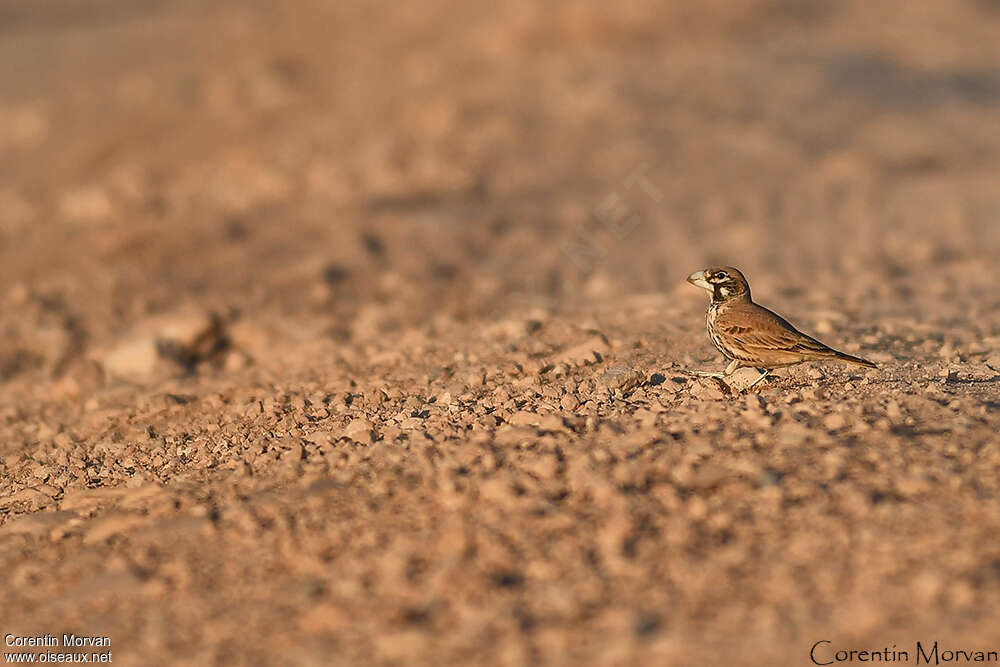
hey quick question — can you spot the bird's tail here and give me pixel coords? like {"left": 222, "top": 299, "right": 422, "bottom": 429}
{"left": 832, "top": 350, "right": 877, "bottom": 368}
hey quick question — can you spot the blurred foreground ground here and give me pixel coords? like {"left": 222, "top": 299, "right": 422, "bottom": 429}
{"left": 1, "top": 1, "right": 999, "bottom": 665}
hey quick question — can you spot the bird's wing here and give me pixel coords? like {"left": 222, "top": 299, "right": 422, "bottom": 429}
{"left": 721, "top": 304, "right": 835, "bottom": 355}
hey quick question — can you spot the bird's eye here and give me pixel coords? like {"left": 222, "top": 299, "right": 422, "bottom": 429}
{"left": 713, "top": 272, "right": 727, "bottom": 281}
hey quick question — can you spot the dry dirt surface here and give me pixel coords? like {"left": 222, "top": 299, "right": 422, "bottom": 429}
{"left": 2, "top": 1, "right": 1000, "bottom": 665}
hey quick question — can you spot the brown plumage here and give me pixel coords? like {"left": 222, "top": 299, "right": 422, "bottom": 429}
{"left": 686, "top": 266, "right": 875, "bottom": 385}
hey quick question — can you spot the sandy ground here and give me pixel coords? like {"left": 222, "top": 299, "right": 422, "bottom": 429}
{"left": 2, "top": 1, "right": 1000, "bottom": 665}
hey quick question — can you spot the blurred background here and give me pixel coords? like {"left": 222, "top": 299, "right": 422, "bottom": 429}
{"left": 2, "top": 0, "right": 998, "bottom": 348}
{"left": 2, "top": 1, "right": 1000, "bottom": 665}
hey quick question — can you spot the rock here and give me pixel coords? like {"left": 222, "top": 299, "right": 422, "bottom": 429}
{"left": 0, "top": 487, "right": 55, "bottom": 510}
{"left": 299, "top": 604, "right": 347, "bottom": 633}
{"left": 740, "top": 393, "right": 772, "bottom": 427}
{"left": 59, "top": 185, "right": 113, "bottom": 224}
{"left": 82, "top": 511, "right": 149, "bottom": 545}
{"left": 726, "top": 368, "right": 768, "bottom": 393}
{"left": 823, "top": 413, "right": 848, "bottom": 431}
{"left": 493, "top": 426, "right": 537, "bottom": 447}
{"left": 648, "top": 373, "right": 666, "bottom": 386}
{"left": 103, "top": 337, "right": 159, "bottom": 381}
{"left": 536, "top": 415, "right": 567, "bottom": 433}
{"left": 558, "top": 336, "right": 610, "bottom": 366}
{"left": 986, "top": 355, "right": 1000, "bottom": 372}
{"left": 0, "top": 510, "right": 78, "bottom": 537}
{"left": 224, "top": 349, "right": 251, "bottom": 372}
{"left": 59, "top": 487, "right": 129, "bottom": 512}
{"left": 687, "top": 463, "right": 733, "bottom": 489}
{"left": 560, "top": 394, "right": 580, "bottom": 412}
{"left": 885, "top": 401, "right": 904, "bottom": 423}
{"left": 154, "top": 311, "right": 229, "bottom": 369}
{"left": 49, "top": 373, "right": 83, "bottom": 400}
{"left": 596, "top": 365, "right": 643, "bottom": 393}
{"left": 210, "top": 157, "right": 292, "bottom": 214}
{"left": 550, "top": 362, "right": 572, "bottom": 378}
{"left": 740, "top": 407, "right": 772, "bottom": 429}
{"left": 98, "top": 309, "right": 228, "bottom": 381}
{"left": 522, "top": 453, "right": 559, "bottom": 480}
{"left": 344, "top": 418, "right": 374, "bottom": 443}
{"left": 777, "top": 422, "right": 811, "bottom": 448}
{"left": 689, "top": 378, "right": 728, "bottom": 400}
{"left": 508, "top": 410, "right": 540, "bottom": 427}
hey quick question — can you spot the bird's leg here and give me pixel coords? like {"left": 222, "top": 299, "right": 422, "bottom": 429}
{"left": 745, "top": 368, "right": 770, "bottom": 391}
{"left": 685, "top": 359, "right": 740, "bottom": 379}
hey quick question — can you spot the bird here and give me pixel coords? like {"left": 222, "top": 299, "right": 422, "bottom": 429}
{"left": 686, "top": 266, "right": 876, "bottom": 390}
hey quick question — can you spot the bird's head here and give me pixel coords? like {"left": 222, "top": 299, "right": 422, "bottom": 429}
{"left": 686, "top": 266, "right": 751, "bottom": 302}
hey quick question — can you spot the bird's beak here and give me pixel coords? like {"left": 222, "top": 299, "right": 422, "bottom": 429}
{"left": 687, "top": 270, "right": 711, "bottom": 291}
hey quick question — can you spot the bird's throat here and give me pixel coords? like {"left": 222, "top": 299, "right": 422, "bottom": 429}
{"left": 712, "top": 284, "right": 750, "bottom": 304}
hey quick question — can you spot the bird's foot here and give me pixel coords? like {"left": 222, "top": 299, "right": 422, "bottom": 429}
{"left": 681, "top": 369, "right": 727, "bottom": 379}
{"left": 743, "top": 369, "right": 771, "bottom": 392}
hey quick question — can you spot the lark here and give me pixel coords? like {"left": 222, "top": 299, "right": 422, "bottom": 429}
{"left": 686, "top": 266, "right": 876, "bottom": 390}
